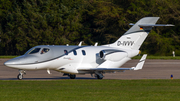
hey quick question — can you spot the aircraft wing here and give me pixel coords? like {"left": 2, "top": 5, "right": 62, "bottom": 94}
{"left": 78, "top": 54, "right": 147, "bottom": 72}
{"left": 78, "top": 67, "right": 132, "bottom": 72}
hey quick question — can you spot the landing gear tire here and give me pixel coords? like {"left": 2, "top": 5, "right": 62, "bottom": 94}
{"left": 17, "top": 74, "right": 23, "bottom": 80}
{"left": 95, "top": 72, "right": 104, "bottom": 79}
{"left": 17, "top": 70, "right": 25, "bottom": 80}
{"left": 69, "top": 74, "right": 76, "bottom": 79}
{"left": 97, "top": 75, "right": 103, "bottom": 79}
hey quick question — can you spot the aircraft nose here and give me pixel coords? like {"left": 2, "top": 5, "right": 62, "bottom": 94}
{"left": 4, "top": 58, "right": 21, "bottom": 67}
{"left": 4, "top": 61, "right": 11, "bottom": 66}
{"left": 5, "top": 55, "right": 26, "bottom": 66}
{"left": 4, "top": 55, "right": 37, "bottom": 67}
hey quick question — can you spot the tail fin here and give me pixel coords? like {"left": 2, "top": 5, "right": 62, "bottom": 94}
{"left": 109, "top": 17, "right": 173, "bottom": 50}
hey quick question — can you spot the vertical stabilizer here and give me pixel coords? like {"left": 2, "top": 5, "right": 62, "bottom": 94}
{"left": 109, "top": 17, "right": 160, "bottom": 50}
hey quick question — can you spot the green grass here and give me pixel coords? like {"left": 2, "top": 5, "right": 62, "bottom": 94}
{"left": 0, "top": 80, "right": 180, "bottom": 101}
{"left": 0, "top": 56, "right": 19, "bottom": 59}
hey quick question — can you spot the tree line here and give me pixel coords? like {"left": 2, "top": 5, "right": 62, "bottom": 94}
{"left": 0, "top": 0, "right": 180, "bottom": 55}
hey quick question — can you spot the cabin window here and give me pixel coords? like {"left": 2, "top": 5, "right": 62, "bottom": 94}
{"left": 41, "top": 48, "right": 50, "bottom": 54}
{"left": 73, "top": 50, "right": 77, "bottom": 55}
{"left": 82, "top": 50, "right": 86, "bottom": 55}
{"left": 28, "top": 48, "right": 41, "bottom": 54}
{"left": 64, "top": 50, "right": 68, "bottom": 55}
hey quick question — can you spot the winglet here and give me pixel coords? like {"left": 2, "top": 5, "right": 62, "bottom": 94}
{"left": 132, "top": 54, "right": 147, "bottom": 70}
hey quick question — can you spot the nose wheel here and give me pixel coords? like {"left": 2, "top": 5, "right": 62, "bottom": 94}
{"left": 17, "top": 70, "right": 26, "bottom": 80}
{"left": 17, "top": 74, "right": 23, "bottom": 80}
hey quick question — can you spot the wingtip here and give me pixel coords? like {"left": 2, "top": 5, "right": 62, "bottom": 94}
{"left": 133, "top": 54, "right": 147, "bottom": 70}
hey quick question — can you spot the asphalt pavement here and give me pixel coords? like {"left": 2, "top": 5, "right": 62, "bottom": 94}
{"left": 0, "top": 59, "right": 180, "bottom": 80}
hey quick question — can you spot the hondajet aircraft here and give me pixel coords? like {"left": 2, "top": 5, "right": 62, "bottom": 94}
{"left": 4, "top": 17, "right": 174, "bottom": 80}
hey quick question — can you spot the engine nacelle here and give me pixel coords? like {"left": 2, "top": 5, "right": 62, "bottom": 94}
{"left": 99, "top": 50, "right": 128, "bottom": 62}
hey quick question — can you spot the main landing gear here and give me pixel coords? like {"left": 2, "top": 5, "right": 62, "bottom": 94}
{"left": 95, "top": 72, "right": 104, "bottom": 79}
{"left": 63, "top": 73, "right": 76, "bottom": 79}
{"left": 69, "top": 74, "right": 76, "bottom": 79}
{"left": 63, "top": 73, "right": 104, "bottom": 79}
{"left": 17, "top": 70, "right": 26, "bottom": 80}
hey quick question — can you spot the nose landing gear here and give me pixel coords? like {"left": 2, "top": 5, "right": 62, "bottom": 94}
{"left": 17, "top": 70, "right": 26, "bottom": 80}
{"left": 17, "top": 74, "right": 23, "bottom": 80}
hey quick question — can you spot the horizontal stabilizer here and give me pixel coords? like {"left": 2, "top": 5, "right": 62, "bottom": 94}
{"left": 129, "top": 24, "right": 174, "bottom": 27}
{"left": 132, "top": 54, "right": 147, "bottom": 70}
{"left": 139, "top": 24, "right": 174, "bottom": 27}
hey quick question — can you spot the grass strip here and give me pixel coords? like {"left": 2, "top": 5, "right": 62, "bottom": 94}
{"left": 0, "top": 80, "right": 180, "bottom": 101}
{"left": 0, "top": 56, "right": 19, "bottom": 59}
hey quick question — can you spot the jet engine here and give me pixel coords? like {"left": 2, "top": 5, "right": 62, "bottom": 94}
{"left": 99, "top": 50, "right": 128, "bottom": 62}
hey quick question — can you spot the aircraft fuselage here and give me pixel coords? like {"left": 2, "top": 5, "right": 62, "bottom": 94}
{"left": 4, "top": 45, "right": 139, "bottom": 74}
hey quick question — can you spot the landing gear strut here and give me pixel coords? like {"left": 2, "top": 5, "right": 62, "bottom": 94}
{"left": 17, "top": 70, "right": 26, "bottom": 80}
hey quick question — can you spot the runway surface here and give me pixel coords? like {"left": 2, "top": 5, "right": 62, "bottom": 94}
{"left": 0, "top": 59, "right": 180, "bottom": 80}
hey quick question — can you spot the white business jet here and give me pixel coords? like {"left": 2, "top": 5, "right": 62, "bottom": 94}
{"left": 4, "top": 17, "right": 174, "bottom": 80}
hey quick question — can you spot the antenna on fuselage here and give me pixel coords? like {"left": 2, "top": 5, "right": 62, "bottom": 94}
{"left": 78, "top": 41, "right": 83, "bottom": 46}
{"left": 47, "top": 69, "right": 51, "bottom": 74}
{"left": 94, "top": 42, "right": 98, "bottom": 46}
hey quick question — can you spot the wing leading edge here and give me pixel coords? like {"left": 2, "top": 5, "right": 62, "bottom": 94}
{"left": 78, "top": 54, "right": 147, "bottom": 72}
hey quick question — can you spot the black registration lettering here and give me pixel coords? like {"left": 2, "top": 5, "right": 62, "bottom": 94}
{"left": 117, "top": 41, "right": 134, "bottom": 46}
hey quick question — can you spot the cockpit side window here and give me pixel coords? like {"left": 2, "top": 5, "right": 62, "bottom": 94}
{"left": 41, "top": 48, "right": 50, "bottom": 54}
{"left": 28, "top": 48, "right": 41, "bottom": 54}
{"left": 64, "top": 50, "right": 68, "bottom": 55}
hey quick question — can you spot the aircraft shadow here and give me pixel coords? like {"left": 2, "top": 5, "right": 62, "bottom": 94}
{"left": 0, "top": 77, "right": 97, "bottom": 80}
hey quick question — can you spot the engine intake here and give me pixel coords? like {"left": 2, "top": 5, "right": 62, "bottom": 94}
{"left": 99, "top": 50, "right": 106, "bottom": 59}
{"left": 99, "top": 50, "right": 127, "bottom": 61}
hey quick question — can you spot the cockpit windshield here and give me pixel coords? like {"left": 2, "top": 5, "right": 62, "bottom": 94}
{"left": 28, "top": 48, "right": 41, "bottom": 54}
{"left": 41, "top": 48, "right": 50, "bottom": 54}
